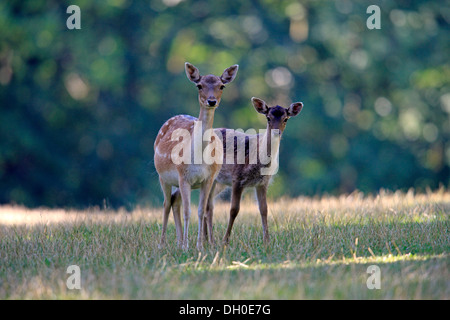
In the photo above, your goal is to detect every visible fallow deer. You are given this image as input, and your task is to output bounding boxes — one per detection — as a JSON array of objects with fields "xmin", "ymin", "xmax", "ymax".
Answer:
[
  {"xmin": 215, "ymin": 97, "xmax": 303, "ymax": 244},
  {"xmin": 154, "ymin": 62, "xmax": 238, "ymax": 250}
]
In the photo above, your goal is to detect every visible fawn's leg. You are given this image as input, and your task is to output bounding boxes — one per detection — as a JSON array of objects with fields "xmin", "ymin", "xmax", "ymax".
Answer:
[
  {"xmin": 256, "ymin": 185, "xmax": 269, "ymax": 244},
  {"xmin": 223, "ymin": 183, "xmax": 244, "ymax": 245}
]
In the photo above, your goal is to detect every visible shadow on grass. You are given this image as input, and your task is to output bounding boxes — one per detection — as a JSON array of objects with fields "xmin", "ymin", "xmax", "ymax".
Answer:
[
  {"xmin": 156, "ymin": 217, "xmax": 449, "ymax": 265},
  {"xmin": 160, "ymin": 253, "xmax": 449, "ymax": 299}
]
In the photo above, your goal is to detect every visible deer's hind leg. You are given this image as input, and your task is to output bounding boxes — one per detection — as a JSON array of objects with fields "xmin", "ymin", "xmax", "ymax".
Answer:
[
  {"xmin": 159, "ymin": 177, "xmax": 172, "ymax": 248},
  {"xmin": 171, "ymin": 188, "xmax": 183, "ymax": 248}
]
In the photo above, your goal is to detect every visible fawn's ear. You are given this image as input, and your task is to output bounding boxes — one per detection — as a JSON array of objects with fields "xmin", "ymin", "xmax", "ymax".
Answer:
[
  {"xmin": 220, "ymin": 64, "xmax": 239, "ymax": 84},
  {"xmin": 252, "ymin": 97, "xmax": 269, "ymax": 115},
  {"xmin": 287, "ymin": 102, "xmax": 303, "ymax": 117},
  {"xmin": 185, "ymin": 62, "xmax": 201, "ymax": 83}
]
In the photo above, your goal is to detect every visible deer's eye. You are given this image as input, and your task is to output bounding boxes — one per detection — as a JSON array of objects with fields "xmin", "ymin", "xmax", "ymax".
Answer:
[
  {"xmin": 220, "ymin": 85, "xmax": 225, "ymax": 90},
  {"xmin": 196, "ymin": 84, "xmax": 203, "ymax": 90},
  {"xmin": 284, "ymin": 118, "xmax": 288, "ymax": 123}
]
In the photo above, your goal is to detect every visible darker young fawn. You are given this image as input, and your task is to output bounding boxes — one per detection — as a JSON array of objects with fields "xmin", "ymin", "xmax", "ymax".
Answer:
[
  {"xmin": 154, "ymin": 62, "xmax": 238, "ymax": 250},
  {"xmin": 212, "ymin": 97, "xmax": 303, "ymax": 245}
]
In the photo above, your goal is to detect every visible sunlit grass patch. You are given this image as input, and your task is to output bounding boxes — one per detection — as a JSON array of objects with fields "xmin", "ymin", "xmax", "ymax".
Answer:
[{"xmin": 0, "ymin": 189, "xmax": 448, "ymax": 299}]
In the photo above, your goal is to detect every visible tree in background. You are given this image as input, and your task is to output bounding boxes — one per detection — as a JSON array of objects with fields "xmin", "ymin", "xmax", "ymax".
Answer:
[{"xmin": 0, "ymin": 0, "xmax": 448, "ymax": 208}]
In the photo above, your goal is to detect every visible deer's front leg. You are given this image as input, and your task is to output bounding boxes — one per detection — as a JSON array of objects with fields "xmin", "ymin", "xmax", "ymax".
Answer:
[
  {"xmin": 197, "ymin": 176, "xmax": 215, "ymax": 250},
  {"xmin": 203, "ymin": 181, "xmax": 216, "ymax": 245},
  {"xmin": 178, "ymin": 178, "xmax": 192, "ymax": 251},
  {"xmin": 256, "ymin": 185, "xmax": 269, "ymax": 244}
]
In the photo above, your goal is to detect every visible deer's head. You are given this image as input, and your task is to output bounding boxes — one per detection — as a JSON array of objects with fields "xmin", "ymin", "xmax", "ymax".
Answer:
[
  {"xmin": 252, "ymin": 97, "xmax": 303, "ymax": 134},
  {"xmin": 185, "ymin": 62, "xmax": 239, "ymax": 109}
]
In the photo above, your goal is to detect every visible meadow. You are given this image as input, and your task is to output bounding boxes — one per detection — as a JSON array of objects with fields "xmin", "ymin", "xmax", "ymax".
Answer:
[{"xmin": 0, "ymin": 189, "xmax": 448, "ymax": 300}]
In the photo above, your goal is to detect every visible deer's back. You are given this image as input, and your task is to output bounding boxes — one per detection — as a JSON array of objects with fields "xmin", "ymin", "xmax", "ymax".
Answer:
[{"xmin": 214, "ymin": 128, "xmax": 271, "ymax": 188}]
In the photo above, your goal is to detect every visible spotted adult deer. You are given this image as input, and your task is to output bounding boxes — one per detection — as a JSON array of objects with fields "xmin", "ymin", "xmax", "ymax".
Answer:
[
  {"xmin": 154, "ymin": 62, "xmax": 238, "ymax": 250},
  {"xmin": 171, "ymin": 97, "xmax": 303, "ymax": 245}
]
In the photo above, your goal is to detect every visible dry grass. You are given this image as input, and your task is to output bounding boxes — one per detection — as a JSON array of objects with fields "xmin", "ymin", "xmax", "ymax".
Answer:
[{"xmin": 0, "ymin": 189, "xmax": 448, "ymax": 299}]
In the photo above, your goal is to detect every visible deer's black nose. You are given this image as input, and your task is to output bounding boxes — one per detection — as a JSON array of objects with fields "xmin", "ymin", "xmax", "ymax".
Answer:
[{"xmin": 207, "ymin": 99, "xmax": 217, "ymax": 107}]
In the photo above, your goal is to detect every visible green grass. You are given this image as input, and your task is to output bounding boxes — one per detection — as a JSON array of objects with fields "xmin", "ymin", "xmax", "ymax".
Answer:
[{"xmin": 0, "ymin": 190, "xmax": 448, "ymax": 299}]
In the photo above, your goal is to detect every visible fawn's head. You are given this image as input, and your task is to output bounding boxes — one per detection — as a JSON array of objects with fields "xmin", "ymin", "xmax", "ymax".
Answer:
[
  {"xmin": 252, "ymin": 97, "xmax": 303, "ymax": 134},
  {"xmin": 185, "ymin": 62, "xmax": 239, "ymax": 109}
]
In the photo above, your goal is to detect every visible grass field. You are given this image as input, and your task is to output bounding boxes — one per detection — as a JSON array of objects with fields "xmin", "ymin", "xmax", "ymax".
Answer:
[{"xmin": 0, "ymin": 189, "xmax": 448, "ymax": 299}]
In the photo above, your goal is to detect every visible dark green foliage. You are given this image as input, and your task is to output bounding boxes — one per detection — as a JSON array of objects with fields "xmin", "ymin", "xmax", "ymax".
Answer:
[{"xmin": 0, "ymin": 0, "xmax": 448, "ymax": 208}]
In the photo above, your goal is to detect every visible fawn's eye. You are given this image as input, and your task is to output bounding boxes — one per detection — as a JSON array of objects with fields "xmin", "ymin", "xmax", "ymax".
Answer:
[
  {"xmin": 220, "ymin": 85, "xmax": 225, "ymax": 90},
  {"xmin": 196, "ymin": 84, "xmax": 203, "ymax": 90},
  {"xmin": 284, "ymin": 118, "xmax": 289, "ymax": 123}
]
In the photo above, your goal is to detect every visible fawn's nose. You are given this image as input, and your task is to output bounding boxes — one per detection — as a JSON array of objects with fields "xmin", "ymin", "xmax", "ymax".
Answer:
[{"xmin": 207, "ymin": 99, "xmax": 217, "ymax": 107}]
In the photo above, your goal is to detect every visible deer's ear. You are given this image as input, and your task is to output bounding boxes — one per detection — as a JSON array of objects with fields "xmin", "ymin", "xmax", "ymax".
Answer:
[
  {"xmin": 220, "ymin": 64, "xmax": 239, "ymax": 84},
  {"xmin": 287, "ymin": 102, "xmax": 303, "ymax": 117},
  {"xmin": 252, "ymin": 97, "xmax": 269, "ymax": 115},
  {"xmin": 185, "ymin": 62, "xmax": 201, "ymax": 83}
]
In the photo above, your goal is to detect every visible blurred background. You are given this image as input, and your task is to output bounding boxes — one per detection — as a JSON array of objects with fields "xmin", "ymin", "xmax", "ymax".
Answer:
[{"xmin": 0, "ymin": 0, "xmax": 449, "ymax": 209}]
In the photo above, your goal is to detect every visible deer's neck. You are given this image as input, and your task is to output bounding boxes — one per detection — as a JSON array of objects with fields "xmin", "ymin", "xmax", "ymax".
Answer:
[
  {"xmin": 198, "ymin": 106, "xmax": 215, "ymax": 135},
  {"xmin": 254, "ymin": 125, "xmax": 282, "ymax": 177},
  {"xmin": 192, "ymin": 106, "xmax": 216, "ymax": 158},
  {"xmin": 262, "ymin": 125, "xmax": 282, "ymax": 162}
]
